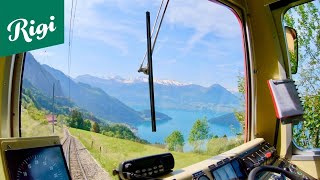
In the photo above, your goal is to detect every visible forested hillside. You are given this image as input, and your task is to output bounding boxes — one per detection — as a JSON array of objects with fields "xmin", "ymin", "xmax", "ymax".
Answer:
[{"xmin": 21, "ymin": 78, "xmax": 147, "ymax": 143}]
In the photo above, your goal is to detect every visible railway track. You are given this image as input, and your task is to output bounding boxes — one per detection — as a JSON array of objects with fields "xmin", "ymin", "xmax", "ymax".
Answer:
[{"xmin": 62, "ymin": 130, "xmax": 88, "ymax": 180}]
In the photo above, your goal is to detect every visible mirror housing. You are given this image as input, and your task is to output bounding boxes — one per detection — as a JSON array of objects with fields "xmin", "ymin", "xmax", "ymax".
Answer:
[{"xmin": 285, "ymin": 26, "xmax": 298, "ymax": 74}]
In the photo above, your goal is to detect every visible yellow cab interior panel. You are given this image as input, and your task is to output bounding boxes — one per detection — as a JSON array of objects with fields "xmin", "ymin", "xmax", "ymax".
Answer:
[{"xmin": 0, "ymin": 0, "xmax": 319, "ymax": 180}]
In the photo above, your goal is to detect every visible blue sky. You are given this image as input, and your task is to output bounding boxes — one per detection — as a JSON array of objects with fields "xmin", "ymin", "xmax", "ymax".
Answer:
[{"xmin": 32, "ymin": 0, "xmax": 244, "ymax": 90}]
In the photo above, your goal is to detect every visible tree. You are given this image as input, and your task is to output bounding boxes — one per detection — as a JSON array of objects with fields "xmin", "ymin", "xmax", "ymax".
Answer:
[
  {"xmin": 70, "ymin": 109, "xmax": 84, "ymax": 129},
  {"xmin": 234, "ymin": 75, "xmax": 245, "ymax": 132},
  {"xmin": 165, "ymin": 131, "xmax": 184, "ymax": 152},
  {"xmin": 294, "ymin": 93, "xmax": 320, "ymax": 148},
  {"xmin": 92, "ymin": 122, "xmax": 100, "ymax": 133},
  {"xmin": 83, "ymin": 119, "xmax": 92, "ymax": 131},
  {"xmin": 188, "ymin": 117, "xmax": 210, "ymax": 153},
  {"xmin": 284, "ymin": 1, "xmax": 320, "ymax": 148},
  {"xmin": 99, "ymin": 124, "xmax": 148, "ymax": 143}
]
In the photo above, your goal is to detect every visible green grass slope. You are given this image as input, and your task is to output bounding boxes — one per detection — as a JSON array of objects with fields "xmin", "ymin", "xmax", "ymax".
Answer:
[
  {"xmin": 70, "ymin": 128, "xmax": 211, "ymax": 178},
  {"xmin": 21, "ymin": 107, "xmax": 64, "ymax": 139}
]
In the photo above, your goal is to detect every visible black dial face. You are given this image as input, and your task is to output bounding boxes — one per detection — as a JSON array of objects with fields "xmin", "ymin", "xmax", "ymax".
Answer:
[
  {"xmin": 5, "ymin": 145, "xmax": 70, "ymax": 180},
  {"xmin": 16, "ymin": 154, "xmax": 64, "ymax": 180}
]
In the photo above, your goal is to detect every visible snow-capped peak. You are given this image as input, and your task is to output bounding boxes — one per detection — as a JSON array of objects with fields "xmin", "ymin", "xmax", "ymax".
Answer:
[
  {"xmin": 105, "ymin": 75, "xmax": 125, "ymax": 81},
  {"xmin": 123, "ymin": 76, "xmax": 149, "ymax": 83},
  {"xmin": 105, "ymin": 76, "xmax": 191, "ymax": 86},
  {"xmin": 154, "ymin": 79, "xmax": 191, "ymax": 86}
]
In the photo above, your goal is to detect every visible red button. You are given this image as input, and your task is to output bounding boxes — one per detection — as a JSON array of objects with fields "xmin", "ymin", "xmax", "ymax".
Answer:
[{"xmin": 265, "ymin": 152, "xmax": 272, "ymax": 158}]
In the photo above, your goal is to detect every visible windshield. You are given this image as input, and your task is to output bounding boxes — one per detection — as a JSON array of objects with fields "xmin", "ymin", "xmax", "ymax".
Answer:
[{"xmin": 20, "ymin": 0, "xmax": 246, "ymax": 177}]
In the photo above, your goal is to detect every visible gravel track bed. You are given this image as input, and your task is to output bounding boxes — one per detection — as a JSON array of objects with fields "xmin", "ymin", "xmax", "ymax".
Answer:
[
  {"xmin": 69, "ymin": 137, "xmax": 87, "ymax": 180},
  {"xmin": 62, "ymin": 129, "xmax": 111, "ymax": 180},
  {"xmin": 73, "ymin": 136, "xmax": 112, "ymax": 180}
]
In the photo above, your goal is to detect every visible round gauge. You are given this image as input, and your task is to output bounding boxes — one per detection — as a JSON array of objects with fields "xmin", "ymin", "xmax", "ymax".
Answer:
[{"xmin": 16, "ymin": 154, "xmax": 65, "ymax": 180}]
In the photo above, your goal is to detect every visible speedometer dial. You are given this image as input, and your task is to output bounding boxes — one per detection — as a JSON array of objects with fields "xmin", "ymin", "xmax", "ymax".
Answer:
[
  {"xmin": 5, "ymin": 145, "xmax": 70, "ymax": 180},
  {"xmin": 16, "ymin": 155, "xmax": 64, "ymax": 180}
]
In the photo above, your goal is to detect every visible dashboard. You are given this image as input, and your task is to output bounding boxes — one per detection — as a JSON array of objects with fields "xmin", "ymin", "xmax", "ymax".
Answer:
[
  {"xmin": 163, "ymin": 138, "xmax": 315, "ymax": 180},
  {"xmin": 189, "ymin": 140, "xmax": 278, "ymax": 180},
  {"xmin": 113, "ymin": 138, "xmax": 316, "ymax": 179},
  {"xmin": 0, "ymin": 137, "xmax": 316, "ymax": 180}
]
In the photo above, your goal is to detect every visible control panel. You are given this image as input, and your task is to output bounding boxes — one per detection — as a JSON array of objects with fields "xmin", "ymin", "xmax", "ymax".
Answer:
[
  {"xmin": 191, "ymin": 142, "xmax": 277, "ymax": 180},
  {"xmin": 239, "ymin": 142, "xmax": 278, "ymax": 175},
  {"xmin": 113, "ymin": 139, "xmax": 316, "ymax": 180},
  {"xmin": 113, "ymin": 153, "xmax": 174, "ymax": 180},
  {"xmin": 191, "ymin": 141, "xmax": 315, "ymax": 180}
]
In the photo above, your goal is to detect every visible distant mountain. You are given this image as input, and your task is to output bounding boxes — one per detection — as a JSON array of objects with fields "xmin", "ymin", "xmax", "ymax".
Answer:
[
  {"xmin": 22, "ymin": 79, "xmax": 74, "ymax": 114},
  {"xmin": 22, "ymin": 79, "xmax": 104, "ymax": 123},
  {"xmin": 23, "ymin": 53, "xmax": 144, "ymax": 124},
  {"xmin": 23, "ymin": 53, "xmax": 64, "ymax": 97},
  {"xmin": 208, "ymin": 113, "xmax": 240, "ymax": 127},
  {"xmin": 42, "ymin": 65, "xmax": 144, "ymax": 124},
  {"xmin": 204, "ymin": 84, "xmax": 238, "ymax": 104},
  {"xmin": 76, "ymin": 75, "xmax": 240, "ymax": 112}
]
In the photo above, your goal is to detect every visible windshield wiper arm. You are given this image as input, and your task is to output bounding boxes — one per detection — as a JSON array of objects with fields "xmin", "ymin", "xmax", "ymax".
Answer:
[{"xmin": 146, "ymin": 11, "xmax": 156, "ymax": 132}]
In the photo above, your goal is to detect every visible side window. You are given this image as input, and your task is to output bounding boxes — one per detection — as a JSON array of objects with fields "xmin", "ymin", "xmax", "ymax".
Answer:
[{"xmin": 284, "ymin": 1, "xmax": 320, "ymax": 149}]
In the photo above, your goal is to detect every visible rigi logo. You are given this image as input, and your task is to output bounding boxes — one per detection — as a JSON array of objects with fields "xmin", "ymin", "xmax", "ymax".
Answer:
[
  {"xmin": 0, "ymin": 0, "xmax": 63, "ymax": 56},
  {"xmin": 7, "ymin": 16, "xmax": 56, "ymax": 43}
]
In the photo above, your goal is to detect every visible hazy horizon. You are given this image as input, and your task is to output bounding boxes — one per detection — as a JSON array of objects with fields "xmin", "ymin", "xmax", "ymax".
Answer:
[{"xmin": 34, "ymin": 55, "xmax": 240, "ymax": 92}]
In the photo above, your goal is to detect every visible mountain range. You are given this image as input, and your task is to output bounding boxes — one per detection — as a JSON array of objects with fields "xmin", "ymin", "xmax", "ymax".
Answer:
[
  {"xmin": 23, "ymin": 52, "xmax": 241, "ymax": 125},
  {"xmin": 23, "ymin": 54, "xmax": 64, "ymax": 97},
  {"xmin": 23, "ymin": 53, "xmax": 143, "ymax": 124},
  {"xmin": 76, "ymin": 75, "xmax": 240, "ymax": 112}
]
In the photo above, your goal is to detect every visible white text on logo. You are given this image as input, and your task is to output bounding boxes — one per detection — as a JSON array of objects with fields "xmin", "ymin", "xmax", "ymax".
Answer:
[{"xmin": 7, "ymin": 16, "xmax": 56, "ymax": 43}]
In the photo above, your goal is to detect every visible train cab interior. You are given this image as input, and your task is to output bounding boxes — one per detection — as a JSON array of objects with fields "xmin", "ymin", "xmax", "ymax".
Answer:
[{"xmin": 0, "ymin": 0, "xmax": 319, "ymax": 179}]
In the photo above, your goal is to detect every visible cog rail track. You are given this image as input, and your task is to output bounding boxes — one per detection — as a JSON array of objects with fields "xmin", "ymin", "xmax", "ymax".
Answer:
[{"xmin": 62, "ymin": 130, "xmax": 88, "ymax": 180}]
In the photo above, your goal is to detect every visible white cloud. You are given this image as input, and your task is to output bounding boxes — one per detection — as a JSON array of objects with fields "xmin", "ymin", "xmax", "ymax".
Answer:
[
  {"xmin": 77, "ymin": 30, "xmax": 129, "ymax": 54},
  {"xmin": 62, "ymin": 0, "xmax": 242, "ymax": 57},
  {"xmin": 167, "ymin": 0, "xmax": 240, "ymax": 38},
  {"xmin": 166, "ymin": 0, "xmax": 241, "ymax": 51},
  {"xmin": 102, "ymin": 0, "xmax": 156, "ymax": 14},
  {"xmin": 64, "ymin": 0, "xmax": 148, "ymax": 54}
]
